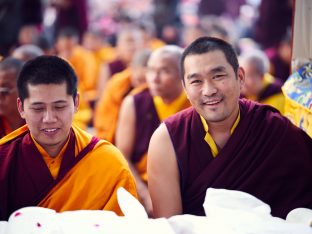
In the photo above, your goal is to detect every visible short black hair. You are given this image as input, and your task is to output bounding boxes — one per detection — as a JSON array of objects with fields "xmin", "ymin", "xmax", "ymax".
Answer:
[
  {"xmin": 17, "ymin": 55, "xmax": 78, "ymax": 103},
  {"xmin": 180, "ymin": 37, "xmax": 239, "ymax": 82}
]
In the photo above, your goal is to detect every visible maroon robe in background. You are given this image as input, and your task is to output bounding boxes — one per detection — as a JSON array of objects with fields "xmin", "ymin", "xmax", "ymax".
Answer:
[
  {"xmin": 108, "ymin": 59, "xmax": 127, "ymax": 77},
  {"xmin": 0, "ymin": 117, "xmax": 7, "ymax": 139},
  {"xmin": 258, "ymin": 78, "xmax": 283, "ymax": 101},
  {"xmin": 54, "ymin": 0, "xmax": 88, "ymax": 40},
  {"xmin": 164, "ymin": 99, "xmax": 312, "ymax": 218},
  {"xmin": 0, "ymin": 128, "xmax": 99, "ymax": 220},
  {"xmin": 269, "ymin": 53, "xmax": 291, "ymax": 83},
  {"xmin": 132, "ymin": 88, "xmax": 160, "ymax": 163}
]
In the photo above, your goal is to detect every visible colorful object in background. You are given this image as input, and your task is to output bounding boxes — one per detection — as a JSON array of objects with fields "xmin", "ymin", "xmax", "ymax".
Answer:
[{"xmin": 282, "ymin": 63, "xmax": 312, "ymax": 138}]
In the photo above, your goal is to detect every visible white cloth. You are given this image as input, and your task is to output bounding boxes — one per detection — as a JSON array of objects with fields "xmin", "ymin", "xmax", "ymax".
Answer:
[{"xmin": 3, "ymin": 188, "xmax": 312, "ymax": 234}]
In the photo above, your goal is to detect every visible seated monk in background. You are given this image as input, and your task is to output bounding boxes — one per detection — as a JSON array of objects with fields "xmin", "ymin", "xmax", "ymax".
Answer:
[
  {"xmin": 0, "ymin": 56, "xmax": 137, "ymax": 221},
  {"xmin": 148, "ymin": 37, "xmax": 312, "ymax": 219},
  {"xmin": 55, "ymin": 28, "xmax": 98, "ymax": 103},
  {"xmin": 96, "ymin": 28, "xmax": 143, "ymax": 95},
  {"xmin": 94, "ymin": 49, "xmax": 151, "ymax": 142},
  {"xmin": 239, "ymin": 49, "xmax": 285, "ymax": 113},
  {"xmin": 0, "ymin": 57, "xmax": 25, "ymax": 138},
  {"xmin": 115, "ymin": 46, "xmax": 191, "ymax": 216}
]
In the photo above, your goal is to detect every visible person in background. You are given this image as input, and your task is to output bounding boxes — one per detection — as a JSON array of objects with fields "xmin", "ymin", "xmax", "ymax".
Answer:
[
  {"xmin": 55, "ymin": 28, "xmax": 96, "ymax": 129},
  {"xmin": 51, "ymin": 0, "xmax": 88, "ymax": 41},
  {"xmin": 181, "ymin": 25, "xmax": 206, "ymax": 48},
  {"xmin": 0, "ymin": 57, "xmax": 25, "ymax": 138},
  {"xmin": 115, "ymin": 45, "xmax": 190, "ymax": 216},
  {"xmin": 0, "ymin": 0, "xmax": 42, "ymax": 56},
  {"xmin": 82, "ymin": 30, "xmax": 116, "ymax": 67},
  {"xmin": 17, "ymin": 24, "xmax": 40, "ymax": 46},
  {"xmin": 97, "ymin": 28, "xmax": 143, "ymax": 94},
  {"xmin": 33, "ymin": 35, "xmax": 55, "ymax": 55},
  {"xmin": 137, "ymin": 22, "xmax": 165, "ymax": 51},
  {"xmin": 240, "ymin": 49, "xmax": 285, "ymax": 113},
  {"xmin": 11, "ymin": 44, "xmax": 44, "ymax": 62},
  {"xmin": 0, "ymin": 55, "xmax": 137, "ymax": 220},
  {"xmin": 82, "ymin": 30, "xmax": 116, "ymax": 102},
  {"xmin": 55, "ymin": 27, "xmax": 98, "ymax": 98},
  {"xmin": 94, "ymin": 49, "xmax": 151, "ymax": 142},
  {"xmin": 266, "ymin": 31, "xmax": 292, "ymax": 83},
  {"xmin": 148, "ymin": 37, "xmax": 312, "ymax": 219}
]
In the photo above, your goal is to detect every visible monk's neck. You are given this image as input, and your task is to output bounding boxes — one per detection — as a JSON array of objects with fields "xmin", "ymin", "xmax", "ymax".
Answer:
[
  {"xmin": 43, "ymin": 139, "xmax": 68, "ymax": 158},
  {"xmin": 207, "ymin": 109, "xmax": 240, "ymax": 149},
  {"xmin": 161, "ymin": 89, "xmax": 183, "ymax": 104},
  {"xmin": 208, "ymin": 121, "xmax": 232, "ymax": 139}
]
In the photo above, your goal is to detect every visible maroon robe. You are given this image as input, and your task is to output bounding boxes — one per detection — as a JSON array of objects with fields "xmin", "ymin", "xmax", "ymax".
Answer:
[
  {"xmin": 0, "ymin": 128, "xmax": 99, "ymax": 220},
  {"xmin": 108, "ymin": 59, "xmax": 127, "ymax": 77},
  {"xmin": 164, "ymin": 99, "xmax": 312, "ymax": 218},
  {"xmin": 132, "ymin": 88, "xmax": 160, "ymax": 163},
  {"xmin": 0, "ymin": 117, "xmax": 7, "ymax": 139},
  {"xmin": 258, "ymin": 78, "xmax": 283, "ymax": 101}
]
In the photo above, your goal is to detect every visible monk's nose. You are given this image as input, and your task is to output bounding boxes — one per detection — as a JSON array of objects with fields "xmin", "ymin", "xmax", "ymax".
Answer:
[{"xmin": 42, "ymin": 109, "xmax": 57, "ymax": 123}]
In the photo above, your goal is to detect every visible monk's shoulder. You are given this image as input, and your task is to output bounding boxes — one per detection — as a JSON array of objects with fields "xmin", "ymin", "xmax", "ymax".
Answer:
[
  {"xmin": 0, "ymin": 125, "xmax": 28, "ymax": 146},
  {"xmin": 165, "ymin": 106, "xmax": 196, "ymax": 126},
  {"xmin": 90, "ymin": 140, "xmax": 130, "ymax": 170}
]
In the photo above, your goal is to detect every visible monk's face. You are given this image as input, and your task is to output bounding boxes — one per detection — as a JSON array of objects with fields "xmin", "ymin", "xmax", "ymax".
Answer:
[
  {"xmin": 146, "ymin": 53, "xmax": 182, "ymax": 102},
  {"xmin": 183, "ymin": 50, "xmax": 244, "ymax": 124},
  {"xmin": 240, "ymin": 60, "xmax": 263, "ymax": 97},
  {"xmin": 17, "ymin": 83, "xmax": 79, "ymax": 154},
  {"xmin": 0, "ymin": 69, "xmax": 19, "ymax": 117}
]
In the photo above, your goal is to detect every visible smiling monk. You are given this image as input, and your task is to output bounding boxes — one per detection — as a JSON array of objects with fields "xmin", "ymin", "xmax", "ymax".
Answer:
[
  {"xmin": 148, "ymin": 37, "xmax": 312, "ymax": 219},
  {"xmin": 0, "ymin": 55, "xmax": 137, "ymax": 221}
]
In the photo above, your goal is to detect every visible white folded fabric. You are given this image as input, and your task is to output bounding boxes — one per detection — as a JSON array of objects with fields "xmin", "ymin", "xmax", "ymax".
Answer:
[{"xmin": 3, "ymin": 188, "xmax": 312, "ymax": 234}]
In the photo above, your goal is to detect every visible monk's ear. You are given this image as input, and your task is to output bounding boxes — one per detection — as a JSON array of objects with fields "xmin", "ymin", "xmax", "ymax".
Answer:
[
  {"xmin": 17, "ymin": 98, "xmax": 25, "ymax": 119},
  {"xmin": 237, "ymin": 67, "xmax": 245, "ymax": 89},
  {"xmin": 181, "ymin": 78, "xmax": 186, "ymax": 88},
  {"xmin": 74, "ymin": 93, "xmax": 80, "ymax": 113},
  {"xmin": 181, "ymin": 79, "xmax": 190, "ymax": 100}
]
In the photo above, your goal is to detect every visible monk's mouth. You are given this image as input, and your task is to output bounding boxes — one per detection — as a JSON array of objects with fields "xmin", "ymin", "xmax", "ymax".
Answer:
[{"xmin": 202, "ymin": 99, "xmax": 222, "ymax": 106}]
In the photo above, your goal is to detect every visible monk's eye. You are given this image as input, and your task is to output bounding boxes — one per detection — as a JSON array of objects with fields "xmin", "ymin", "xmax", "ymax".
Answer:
[
  {"xmin": 190, "ymin": 80, "xmax": 202, "ymax": 85},
  {"xmin": 55, "ymin": 106, "xmax": 66, "ymax": 110},
  {"xmin": 213, "ymin": 74, "xmax": 226, "ymax": 80},
  {"xmin": 31, "ymin": 107, "xmax": 44, "ymax": 112}
]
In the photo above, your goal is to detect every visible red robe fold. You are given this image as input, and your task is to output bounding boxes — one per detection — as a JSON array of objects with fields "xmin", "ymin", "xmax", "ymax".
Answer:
[
  {"xmin": 0, "ymin": 128, "xmax": 97, "ymax": 220},
  {"xmin": 0, "ymin": 125, "xmax": 137, "ymax": 220},
  {"xmin": 164, "ymin": 99, "xmax": 312, "ymax": 218}
]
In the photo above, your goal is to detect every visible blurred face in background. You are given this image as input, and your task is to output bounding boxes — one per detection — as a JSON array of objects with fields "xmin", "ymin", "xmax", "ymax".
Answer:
[
  {"xmin": 131, "ymin": 65, "xmax": 147, "ymax": 88},
  {"xmin": 117, "ymin": 30, "xmax": 143, "ymax": 65},
  {"xmin": 55, "ymin": 36, "xmax": 78, "ymax": 58},
  {"xmin": 18, "ymin": 25, "xmax": 39, "ymax": 45},
  {"xmin": 82, "ymin": 32, "xmax": 103, "ymax": 51},
  {"xmin": 240, "ymin": 61, "xmax": 263, "ymax": 97},
  {"xmin": 0, "ymin": 69, "xmax": 19, "ymax": 117},
  {"xmin": 146, "ymin": 52, "xmax": 182, "ymax": 103}
]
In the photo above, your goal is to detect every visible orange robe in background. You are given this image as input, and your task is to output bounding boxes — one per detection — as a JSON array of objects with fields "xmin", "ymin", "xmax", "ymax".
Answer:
[
  {"xmin": 73, "ymin": 90, "xmax": 92, "ymax": 130},
  {"xmin": 0, "ymin": 125, "xmax": 137, "ymax": 220},
  {"xmin": 66, "ymin": 46, "xmax": 99, "ymax": 101},
  {"xmin": 149, "ymin": 38, "xmax": 166, "ymax": 51},
  {"xmin": 94, "ymin": 46, "xmax": 116, "ymax": 65},
  {"xmin": 94, "ymin": 69, "xmax": 133, "ymax": 142}
]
